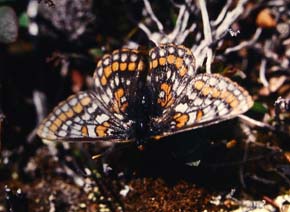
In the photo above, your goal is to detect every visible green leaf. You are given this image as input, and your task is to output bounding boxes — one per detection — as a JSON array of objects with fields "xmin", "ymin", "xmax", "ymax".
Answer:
[
  {"xmin": 251, "ymin": 101, "xmax": 268, "ymax": 114},
  {"xmin": 19, "ymin": 13, "xmax": 29, "ymax": 28},
  {"xmin": 89, "ymin": 48, "xmax": 104, "ymax": 57}
]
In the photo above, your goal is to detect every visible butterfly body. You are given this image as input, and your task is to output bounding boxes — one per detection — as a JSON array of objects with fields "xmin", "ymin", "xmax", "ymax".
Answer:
[{"xmin": 37, "ymin": 44, "xmax": 253, "ymax": 145}]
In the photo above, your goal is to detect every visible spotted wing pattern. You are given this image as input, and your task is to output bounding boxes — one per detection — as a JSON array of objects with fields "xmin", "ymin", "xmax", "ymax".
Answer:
[
  {"xmin": 37, "ymin": 43, "xmax": 254, "ymax": 143},
  {"xmin": 37, "ymin": 91, "xmax": 133, "ymax": 142},
  {"xmin": 93, "ymin": 48, "xmax": 146, "ymax": 119},
  {"xmin": 37, "ymin": 49, "xmax": 147, "ymax": 142},
  {"xmin": 150, "ymin": 73, "xmax": 253, "ymax": 138},
  {"xmin": 147, "ymin": 43, "xmax": 196, "ymax": 117}
]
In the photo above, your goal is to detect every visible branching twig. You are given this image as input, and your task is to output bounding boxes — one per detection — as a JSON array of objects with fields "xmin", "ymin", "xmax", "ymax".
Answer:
[
  {"xmin": 143, "ymin": 0, "xmax": 164, "ymax": 32},
  {"xmin": 239, "ymin": 114, "xmax": 290, "ymax": 137},
  {"xmin": 224, "ymin": 28, "xmax": 262, "ymax": 54},
  {"xmin": 197, "ymin": 0, "xmax": 213, "ymax": 73}
]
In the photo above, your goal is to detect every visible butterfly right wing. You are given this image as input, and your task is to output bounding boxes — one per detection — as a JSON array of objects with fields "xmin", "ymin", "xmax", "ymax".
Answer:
[{"xmin": 146, "ymin": 44, "xmax": 253, "ymax": 139}]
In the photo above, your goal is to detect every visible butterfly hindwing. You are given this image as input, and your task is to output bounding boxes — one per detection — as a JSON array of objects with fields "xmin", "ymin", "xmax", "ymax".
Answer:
[
  {"xmin": 37, "ymin": 91, "xmax": 134, "ymax": 142},
  {"xmin": 150, "ymin": 73, "xmax": 253, "ymax": 138}
]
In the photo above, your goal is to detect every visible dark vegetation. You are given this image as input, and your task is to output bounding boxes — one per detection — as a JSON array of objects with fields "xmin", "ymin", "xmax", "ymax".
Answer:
[{"xmin": 0, "ymin": 0, "xmax": 289, "ymax": 211}]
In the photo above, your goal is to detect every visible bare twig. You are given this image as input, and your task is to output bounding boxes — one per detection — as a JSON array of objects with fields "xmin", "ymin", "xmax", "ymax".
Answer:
[
  {"xmin": 239, "ymin": 114, "xmax": 290, "ymax": 137},
  {"xmin": 240, "ymin": 140, "xmax": 249, "ymax": 188},
  {"xmin": 139, "ymin": 0, "xmax": 197, "ymax": 45},
  {"xmin": 211, "ymin": 0, "xmax": 231, "ymax": 27},
  {"xmin": 198, "ymin": 0, "xmax": 213, "ymax": 73},
  {"xmin": 33, "ymin": 90, "xmax": 47, "ymax": 125},
  {"xmin": 259, "ymin": 59, "xmax": 269, "ymax": 87},
  {"xmin": 214, "ymin": 0, "xmax": 249, "ymax": 39},
  {"xmin": 225, "ymin": 28, "xmax": 262, "ymax": 54},
  {"xmin": 238, "ymin": 115, "xmax": 276, "ymax": 131},
  {"xmin": 143, "ymin": 0, "xmax": 164, "ymax": 32}
]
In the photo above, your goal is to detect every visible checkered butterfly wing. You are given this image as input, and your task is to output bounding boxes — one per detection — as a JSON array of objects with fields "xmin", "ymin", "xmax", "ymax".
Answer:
[
  {"xmin": 147, "ymin": 44, "xmax": 253, "ymax": 138},
  {"xmin": 37, "ymin": 49, "xmax": 147, "ymax": 142}
]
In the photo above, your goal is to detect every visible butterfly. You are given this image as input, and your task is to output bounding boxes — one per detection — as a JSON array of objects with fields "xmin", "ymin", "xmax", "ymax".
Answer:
[{"xmin": 37, "ymin": 44, "xmax": 253, "ymax": 146}]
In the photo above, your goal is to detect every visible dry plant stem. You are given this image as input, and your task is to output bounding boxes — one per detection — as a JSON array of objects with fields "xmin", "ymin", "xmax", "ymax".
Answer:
[
  {"xmin": 211, "ymin": 0, "xmax": 231, "ymax": 27},
  {"xmin": 197, "ymin": 0, "xmax": 213, "ymax": 73},
  {"xmin": 239, "ymin": 140, "xmax": 249, "ymax": 188},
  {"xmin": 214, "ymin": 0, "xmax": 249, "ymax": 39},
  {"xmin": 171, "ymin": 5, "xmax": 186, "ymax": 39},
  {"xmin": 139, "ymin": 1, "xmax": 197, "ymax": 45},
  {"xmin": 26, "ymin": 90, "xmax": 47, "ymax": 143},
  {"xmin": 238, "ymin": 115, "xmax": 276, "ymax": 131},
  {"xmin": 143, "ymin": 0, "xmax": 164, "ymax": 32},
  {"xmin": 224, "ymin": 28, "xmax": 262, "ymax": 55},
  {"xmin": 259, "ymin": 59, "xmax": 269, "ymax": 87},
  {"xmin": 33, "ymin": 90, "xmax": 47, "ymax": 125},
  {"xmin": 193, "ymin": 0, "xmax": 250, "ymax": 69},
  {"xmin": 139, "ymin": 0, "xmax": 251, "ymax": 71}
]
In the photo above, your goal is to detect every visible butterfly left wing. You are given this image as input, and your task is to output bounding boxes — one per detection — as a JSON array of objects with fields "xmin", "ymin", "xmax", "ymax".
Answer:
[
  {"xmin": 37, "ymin": 91, "xmax": 135, "ymax": 143},
  {"xmin": 38, "ymin": 48, "xmax": 148, "ymax": 143}
]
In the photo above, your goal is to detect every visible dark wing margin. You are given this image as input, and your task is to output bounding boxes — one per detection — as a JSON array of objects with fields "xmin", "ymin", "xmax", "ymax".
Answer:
[{"xmin": 37, "ymin": 91, "xmax": 134, "ymax": 143}]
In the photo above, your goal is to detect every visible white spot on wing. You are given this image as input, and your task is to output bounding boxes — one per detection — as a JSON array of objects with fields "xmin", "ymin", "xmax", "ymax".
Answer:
[
  {"xmin": 178, "ymin": 49, "xmax": 184, "ymax": 57},
  {"xmin": 95, "ymin": 78, "xmax": 100, "ymax": 87},
  {"xmin": 62, "ymin": 104, "xmax": 69, "ymax": 112},
  {"xmin": 168, "ymin": 47, "xmax": 175, "ymax": 54},
  {"xmin": 61, "ymin": 124, "xmax": 68, "ymax": 130},
  {"xmin": 121, "ymin": 53, "xmax": 127, "ymax": 62},
  {"xmin": 82, "ymin": 113, "xmax": 90, "ymax": 120},
  {"xmin": 159, "ymin": 49, "xmax": 166, "ymax": 56},
  {"xmin": 209, "ymin": 77, "xmax": 218, "ymax": 86},
  {"xmin": 218, "ymin": 80, "xmax": 227, "ymax": 90},
  {"xmin": 175, "ymin": 103, "xmax": 188, "ymax": 112},
  {"xmin": 113, "ymin": 54, "xmax": 119, "ymax": 61},
  {"xmin": 97, "ymin": 68, "xmax": 102, "ymax": 77},
  {"xmin": 130, "ymin": 54, "xmax": 138, "ymax": 62},
  {"xmin": 185, "ymin": 57, "xmax": 191, "ymax": 65},
  {"xmin": 87, "ymin": 125, "xmax": 96, "ymax": 137},
  {"xmin": 96, "ymin": 114, "xmax": 110, "ymax": 123},
  {"xmin": 69, "ymin": 98, "xmax": 77, "ymax": 106},
  {"xmin": 194, "ymin": 97, "xmax": 203, "ymax": 106},
  {"xmin": 103, "ymin": 58, "xmax": 110, "ymax": 66},
  {"xmin": 58, "ymin": 131, "xmax": 67, "ymax": 136},
  {"xmin": 166, "ymin": 70, "xmax": 171, "ymax": 79},
  {"xmin": 72, "ymin": 124, "xmax": 82, "ymax": 130}
]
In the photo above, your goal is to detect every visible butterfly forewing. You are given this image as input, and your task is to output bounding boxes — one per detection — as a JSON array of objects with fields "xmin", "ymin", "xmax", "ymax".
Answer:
[
  {"xmin": 150, "ymin": 73, "xmax": 253, "ymax": 138},
  {"xmin": 93, "ymin": 49, "xmax": 147, "ymax": 119},
  {"xmin": 147, "ymin": 44, "xmax": 196, "ymax": 118},
  {"xmin": 37, "ymin": 91, "xmax": 133, "ymax": 142}
]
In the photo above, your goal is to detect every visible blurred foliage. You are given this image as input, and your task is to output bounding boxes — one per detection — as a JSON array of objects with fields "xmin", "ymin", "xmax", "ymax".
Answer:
[{"xmin": 252, "ymin": 102, "xmax": 268, "ymax": 114}]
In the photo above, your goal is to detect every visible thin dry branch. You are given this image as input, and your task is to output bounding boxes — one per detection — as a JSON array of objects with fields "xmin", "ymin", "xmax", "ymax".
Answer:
[{"xmin": 224, "ymin": 28, "xmax": 262, "ymax": 54}]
